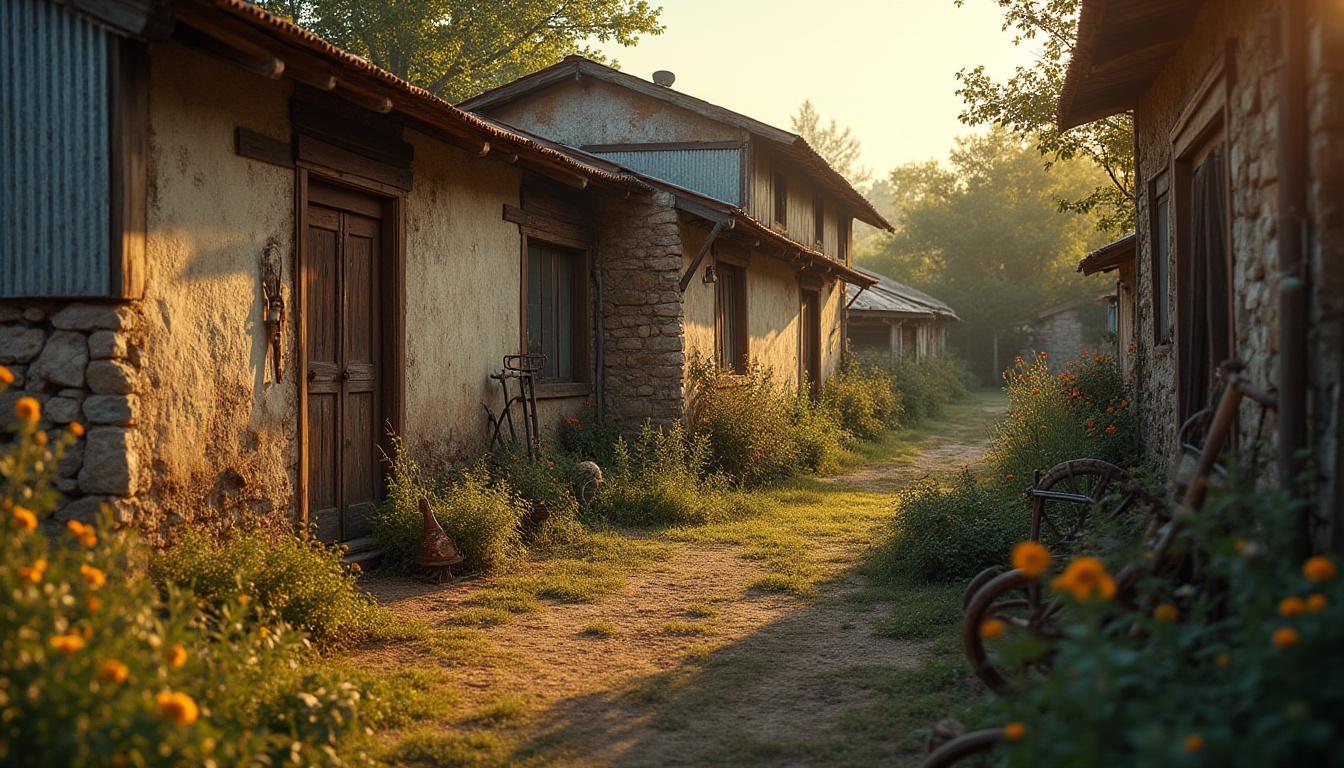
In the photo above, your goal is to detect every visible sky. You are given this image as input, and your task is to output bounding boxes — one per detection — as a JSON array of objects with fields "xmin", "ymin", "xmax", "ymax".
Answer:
[{"xmin": 593, "ymin": 0, "xmax": 1044, "ymax": 180}]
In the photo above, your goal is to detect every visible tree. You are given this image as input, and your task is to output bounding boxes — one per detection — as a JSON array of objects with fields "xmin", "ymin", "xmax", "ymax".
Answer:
[
  {"xmin": 256, "ymin": 0, "xmax": 664, "ymax": 102},
  {"xmin": 790, "ymin": 100, "xmax": 872, "ymax": 188},
  {"xmin": 955, "ymin": 0, "xmax": 1134, "ymax": 234},
  {"xmin": 861, "ymin": 129, "xmax": 1113, "ymax": 380}
]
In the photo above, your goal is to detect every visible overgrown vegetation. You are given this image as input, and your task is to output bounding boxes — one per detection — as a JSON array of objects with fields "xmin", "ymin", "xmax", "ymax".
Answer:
[
  {"xmin": 0, "ymin": 377, "xmax": 371, "ymax": 766},
  {"xmin": 976, "ymin": 473, "xmax": 1343, "ymax": 766},
  {"xmin": 879, "ymin": 350, "xmax": 1137, "ymax": 584}
]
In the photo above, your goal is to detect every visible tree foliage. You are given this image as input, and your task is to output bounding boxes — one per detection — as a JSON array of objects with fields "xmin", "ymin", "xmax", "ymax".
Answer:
[
  {"xmin": 955, "ymin": 0, "xmax": 1134, "ymax": 234},
  {"xmin": 257, "ymin": 0, "xmax": 664, "ymax": 102},
  {"xmin": 860, "ymin": 129, "xmax": 1113, "ymax": 380},
  {"xmin": 790, "ymin": 100, "xmax": 872, "ymax": 188}
]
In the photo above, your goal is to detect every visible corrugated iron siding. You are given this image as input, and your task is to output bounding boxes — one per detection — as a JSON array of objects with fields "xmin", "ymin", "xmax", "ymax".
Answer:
[
  {"xmin": 592, "ymin": 148, "xmax": 741, "ymax": 206},
  {"xmin": 2, "ymin": 0, "xmax": 111, "ymax": 297}
]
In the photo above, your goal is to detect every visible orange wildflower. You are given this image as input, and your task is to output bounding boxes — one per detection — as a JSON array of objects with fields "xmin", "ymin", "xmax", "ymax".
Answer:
[
  {"xmin": 98, "ymin": 659, "xmax": 130, "ymax": 684},
  {"xmin": 1004, "ymin": 722, "xmax": 1026, "ymax": 740},
  {"xmin": 18, "ymin": 557, "xmax": 46, "ymax": 584},
  {"xmin": 11, "ymin": 505, "xmax": 37, "ymax": 531},
  {"xmin": 0, "ymin": 365, "xmax": 13, "ymax": 385},
  {"xmin": 1305, "ymin": 593, "xmax": 1327, "ymax": 612},
  {"xmin": 1032, "ymin": 388, "xmax": 1040, "ymax": 395},
  {"xmin": 1051, "ymin": 557, "xmax": 1116, "ymax": 602},
  {"xmin": 1278, "ymin": 596, "xmax": 1306, "ymax": 617},
  {"xmin": 69, "ymin": 421, "xmax": 85, "ymax": 436},
  {"xmin": 167, "ymin": 643, "xmax": 188, "ymax": 669},
  {"xmin": 1272, "ymin": 627, "xmax": 1300, "ymax": 647},
  {"xmin": 50, "ymin": 634, "xmax": 86, "ymax": 656},
  {"xmin": 156, "ymin": 691, "xmax": 199, "ymax": 724},
  {"xmin": 1086, "ymin": 419, "xmax": 1095, "ymax": 428},
  {"xmin": 1153, "ymin": 604, "xmax": 1180, "ymax": 622},
  {"xmin": 1106, "ymin": 425, "xmax": 1118, "ymax": 435},
  {"xmin": 1005, "ymin": 473, "xmax": 1014, "ymax": 480},
  {"xmin": 34, "ymin": 431, "xmax": 48, "ymax": 446},
  {"xmin": 84, "ymin": 596, "xmax": 102, "ymax": 612},
  {"xmin": 979, "ymin": 619, "xmax": 1006, "ymax": 640},
  {"xmin": 67, "ymin": 519, "xmax": 87, "ymax": 536},
  {"xmin": 1217, "ymin": 652, "xmax": 1230, "ymax": 666},
  {"xmin": 1012, "ymin": 541, "xmax": 1051, "ymax": 579},
  {"xmin": 1303, "ymin": 556, "xmax": 1337, "ymax": 583},
  {"xmin": 237, "ymin": 594, "xmax": 251, "ymax": 605},
  {"xmin": 80, "ymin": 564, "xmax": 106, "ymax": 590},
  {"xmin": 14, "ymin": 397, "xmax": 40, "ymax": 423},
  {"xmin": 1184, "ymin": 734, "xmax": 1204, "ymax": 752}
]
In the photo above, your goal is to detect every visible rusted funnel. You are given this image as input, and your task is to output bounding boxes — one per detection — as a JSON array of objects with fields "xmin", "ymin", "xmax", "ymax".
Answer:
[{"xmin": 414, "ymin": 497, "xmax": 463, "ymax": 569}]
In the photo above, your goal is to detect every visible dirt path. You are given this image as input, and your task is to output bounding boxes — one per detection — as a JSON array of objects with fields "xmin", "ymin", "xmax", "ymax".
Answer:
[{"xmin": 357, "ymin": 393, "xmax": 1004, "ymax": 766}]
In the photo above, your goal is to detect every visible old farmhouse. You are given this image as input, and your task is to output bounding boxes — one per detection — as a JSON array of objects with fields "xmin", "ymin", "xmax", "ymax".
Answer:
[
  {"xmin": 845, "ymin": 266, "xmax": 959, "ymax": 362},
  {"xmin": 1060, "ymin": 0, "xmax": 1343, "ymax": 553},
  {"xmin": 0, "ymin": 0, "xmax": 882, "ymax": 545}
]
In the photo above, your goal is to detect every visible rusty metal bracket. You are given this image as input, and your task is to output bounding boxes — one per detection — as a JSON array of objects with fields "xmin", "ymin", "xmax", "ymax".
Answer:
[
  {"xmin": 261, "ymin": 238, "xmax": 286, "ymax": 381},
  {"xmin": 679, "ymin": 221, "xmax": 724, "ymax": 293}
]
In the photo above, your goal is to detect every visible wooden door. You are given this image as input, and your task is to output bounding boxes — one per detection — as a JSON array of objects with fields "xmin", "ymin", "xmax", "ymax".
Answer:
[
  {"xmin": 306, "ymin": 187, "xmax": 383, "ymax": 543},
  {"xmin": 801, "ymin": 289, "xmax": 821, "ymax": 394}
]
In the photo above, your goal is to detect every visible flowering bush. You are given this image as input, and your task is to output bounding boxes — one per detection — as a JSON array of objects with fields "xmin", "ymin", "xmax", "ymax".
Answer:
[
  {"xmin": 988, "ymin": 351, "xmax": 1138, "ymax": 483},
  {"xmin": 979, "ymin": 474, "xmax": 1344, "ymax": 766},
  {"xmin": 818, "ymin": 357, "xmax": 901, "ymax": 440},
  {"xmin": 686, "ymin": 358, "xmax": 804, "ymax": 487},
  {"xmin": 558, "ymin": 411, "xmax": 623, "ymax": 467},
  {"xmin": 0, "ymin": 373, "xmax": 363, "ymax": 766}
]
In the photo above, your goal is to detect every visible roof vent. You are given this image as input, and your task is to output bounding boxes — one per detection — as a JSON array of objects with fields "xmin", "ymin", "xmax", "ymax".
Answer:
[{"xmin": 652, "ymin": 70, "xmax": 676, "ymax": 88}]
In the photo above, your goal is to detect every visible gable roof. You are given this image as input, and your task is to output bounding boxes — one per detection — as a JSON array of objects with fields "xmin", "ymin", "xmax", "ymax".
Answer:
[
  {"xmin": 846, "ymin": 266, "xmax": 958, "ymax": 321},
  {"xmin": 459, "ymin": 56, "xmax": 892, "ymax": 232},
  {"xmin": 1057, "ymin": 0, "xmax": 1204, "ymax": 130},
  {"xmin": 156, "ymin": 0, "xmax": 651, "ymax": 195},
  {"xmin": 1078, "ymin": 233, "xmax": 1136, "ymax": 275}
]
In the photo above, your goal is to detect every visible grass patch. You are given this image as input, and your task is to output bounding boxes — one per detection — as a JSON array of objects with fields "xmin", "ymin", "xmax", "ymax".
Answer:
[
  {"xmin": 385, "ymin": 730, "xmax": 510, "ymax": 768},
  {"xmin": 683, "ymin": 602, "xmax": 719, "ymax": 617},
  {"xmin": 472, "ymin": 697, "xmax": 531, "ymax": 726},
  {"xmin": 466, "ymin": 588, "xmax": 543, "ymax": 614},
  {"xmin": 663, "ymin": 621, "xmax": 715, "ymax": 636},
  {"xmin": 453, "ymin": 607, "xmax": 514, "ymax": 627},
  {"xmin": 419, "ymin": 628, "xmax": 496, "ymax": 665},
  {"xmin": 341, "ymin": 666, "xmax": 459, "ymax": 730},
  {"xmin": 581, "ymin": 621, "xmax": 618, "ymax": 637}
]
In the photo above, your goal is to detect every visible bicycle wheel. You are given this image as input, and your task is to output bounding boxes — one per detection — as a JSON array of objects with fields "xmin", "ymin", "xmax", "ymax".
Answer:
[
  {"xmin": 1029, "ymin": 459, "xmax": 1138, "ymax": 553},
  {"xmin": 962, "ymin": 568, "xmax": 1062, "ymax": 695}
]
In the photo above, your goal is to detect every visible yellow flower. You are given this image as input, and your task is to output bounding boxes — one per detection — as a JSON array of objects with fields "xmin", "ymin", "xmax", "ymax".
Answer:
[
  {"xmin": 80, "ymin": 564, "xmax": 106, "ymax": 590},
  {"xmin": 1153, "ymin": 604, "xmax": 1180, "ymax": 622},
  {"xmin": 167, "ymin": 643, "xmax": 188, "ymax": 669},
  {"xmin": 14, "ymin": 396, "xmax": 40, "ymax": 423},
  {"xmin": 50, "ymin": 634, "xmax": 86, "ymax": 656},
  {"xmin": 1303, "ymin": 556, "xmax": 1337, "ymax": 583},
  {"xmin": 0, "ymin": 365, "xmax": 13, "ymax": 385},
  {"xmin": 18, "ymin": 557, "xmax": 46, "ymax": 584},
  {"xmin": 1273, "ymin": 626, "xmax": 1300, "ymax": 648},
  {"xmin": 979, "ymin": 619, "xmax": 1006, "ymax": 640},
  {"xmin": 98, "ymin": 659, "xmax": 130, "ymax": 684},
  {"xmin": 69, "ymin": 421, "xmax": 85, "ymax": 437},
  {"xmin": 1003, "ymin": 722, "xmax": 1026, "ymax": 740},
  {"xmin": 1278, "ymin": 596, "xmax": 1306, "ymax": 617},
  {"xmin": 156, "ymin": 690, "xmax": 199, "ymax": 724},
  {"xmin": 1305, "ymin": 593, "xmax": 1327, "ymax": 613},
  {"xmin": 1050, "ymin": 557, "xmax": 1116, "ymax": 602},
  {"xmin": 11, "ymin": 505, "xmax": 37, "ymax": 531},
  {"xmin": 1012, "ymin": 541, "xmax": 1051, "ymax": 579},
  {"xmin": 1184, "ymin": 734, "xmax": 1204, "ymax": 752}
]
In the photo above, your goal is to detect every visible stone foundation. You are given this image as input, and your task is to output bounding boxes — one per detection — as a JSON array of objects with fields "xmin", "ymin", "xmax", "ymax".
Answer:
[
  {"xmin": 0, "ymin": 301, "xmax": 144, "ymax": 527},
  {"xmin": 596, "ymin": 190, "xmax": 686, "ymax": 429}
]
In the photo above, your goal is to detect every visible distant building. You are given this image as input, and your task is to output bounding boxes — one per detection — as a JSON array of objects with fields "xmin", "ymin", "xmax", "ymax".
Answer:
[
  {"xmin": 844, "ymin": 266, "xmax": 958, "ymax": 361},
  {"xmin": 1028, "ymin": 293, "xmax": 1115, "ymax": 363}
]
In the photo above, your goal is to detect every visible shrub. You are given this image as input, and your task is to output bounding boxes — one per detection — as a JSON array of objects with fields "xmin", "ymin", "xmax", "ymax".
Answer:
[
  {"xmin": 0, "ymin": 376, "xmax": 364, "ymax": 766},
  {"xmin": 819, "ymin": 357, "xmax": 901, "ymax": 440},
  {"xmin": 373, "ymin": 440, "xmax": 526, "ymax": 575},
  {"xmin": 987, "ymin": 475, "xmax": 1344, "ymax": 766},
  {"xmin": 891, "ymin": 354, "xmax": 971, "ymax": 425},
  {"xmin": 870, "ymin": 470, "xmax": 1021, "ymax": 584},
  {"xmin": 987, "ymin": 351, "xmax": 1138, "ymax": 482},
  {"xmin": 587, "ymin": 421, "xmax": 755, "ymax": 527},
  {"xmin": 149, "ymin": 524, "xmax": 375, "ymax": 646},
  {"xmin": 787, "ymin": 391, "xmax": 848, "ymax": 475},
  {"xmin": 687, "ymin": 358, "xmax": 801, "ymax": 486},
  {"xmin": 558, "ymin": 411, "xmax": 623, "ymax": 467},
  {"xmin": 483, "ymin": 444, "xmax": 584, "ymax": 547}
]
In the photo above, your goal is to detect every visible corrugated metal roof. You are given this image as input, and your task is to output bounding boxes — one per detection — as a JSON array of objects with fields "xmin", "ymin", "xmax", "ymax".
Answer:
[{"xmin": 846, "ymin": 266, "xmax": 959, "ymax": 320}]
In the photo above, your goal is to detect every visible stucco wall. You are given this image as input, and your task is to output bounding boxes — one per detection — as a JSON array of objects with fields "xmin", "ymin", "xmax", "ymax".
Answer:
[
  {"xmin": 487, "ymin": 79, "xmax": 745, "ymax": 148},
  {"xmin": 137, "ymin": 42, "xmax": 298, "ymax": 531}
]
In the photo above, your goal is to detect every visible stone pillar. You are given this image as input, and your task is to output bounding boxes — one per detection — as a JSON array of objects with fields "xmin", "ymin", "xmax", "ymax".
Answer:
[
  {"xmin": 596, "ymin": 190, "xmax": 687, "ymax": 430},
  {"xmin": 0, "ymin": 301, "xmax": 143, "ymax": 526}
]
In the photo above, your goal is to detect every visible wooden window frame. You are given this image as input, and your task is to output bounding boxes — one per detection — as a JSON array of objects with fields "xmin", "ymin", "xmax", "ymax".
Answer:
[
  {"xmin": 1149, "ymin": 172, "xmax": 1172, "ymax": 346},
  {"xmin": 773, "ymin": 171, "xmax": 788, "ymax": 229},
  {"xmin": 294, "ymin": 169, "xmax": 406, "ymax": 533},
  {"xmin": 520, "ymin": 236, "xmax": 591, "ymax": 398},
  {"xmin": 715, "ymin": 260, "xmax": 749, "ymax": 374}
]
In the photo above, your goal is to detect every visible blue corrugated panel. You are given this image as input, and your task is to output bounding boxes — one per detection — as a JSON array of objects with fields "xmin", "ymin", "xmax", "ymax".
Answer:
[
  {"xmin": 592, "ymin": 148, "xmax": 741, "ymax": 206},
  {"xmin": 2, "ymin": 0, "xmax": 111, "ymax": 298}
]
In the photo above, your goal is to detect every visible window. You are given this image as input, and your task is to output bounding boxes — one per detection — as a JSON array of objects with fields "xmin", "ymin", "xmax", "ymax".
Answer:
[
  {"xmin": 1175, "ymin": 142, "xmax": 1232, "ymax": 420},
  {"xmin": 838, "ymin": 218, "xmax": 851, "ymax": 263},
  {"xmin": 715, "ymin": 262, "xmax": 747, "ymax": 373},
  {"xmin": 1151, "ymin": 188, "xmax": 1172, "ymax": 344},
  {"xmin": 1, "ymin": 0, "xmax": 146, "ymax": 299},
  {"xmin": 525, "ymin": 243, "xmax": 587, "ymax": 381},
  {"xmin": 813, "ymin": 193, "xmax": 825, "ymax": 247},
  {"xmin": 773, "ymin": 172, "xmax": 788, "ymax": 227}
]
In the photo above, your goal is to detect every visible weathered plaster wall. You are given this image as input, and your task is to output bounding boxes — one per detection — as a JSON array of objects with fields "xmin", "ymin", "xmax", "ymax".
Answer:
[
  {"xmin": 137, "ymin": 43, "xmax": 298, "ymax": 532},
  {"xmin": 680, "ymin": 223, "xmax": 718, "ymax": 372},
  {"xmin": 820, "ymin": 277, "xmax": 844, "ymax": 380},
  {"xmin": 597, "ymin": 190, "xmax": 686, "ymax": 429},
  {"xmin": 746, "ymin": 255, "xmax": 803, "ymax": 387},
  {"xmin": 400, "ymin": 132, "xmax": 535, "ymax": 470},
  {"xmin": 487, "ymin": 79, "xmax": 744, "ymax": 147}
]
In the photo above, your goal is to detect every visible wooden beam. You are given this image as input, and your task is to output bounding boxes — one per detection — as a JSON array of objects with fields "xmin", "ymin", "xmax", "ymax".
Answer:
[
  {"xmin": 335, "ymin": 80, "xmax": 394, "ymax": 114},
  {"xmin": 175, "ymin": 25, "xmax": 283, "ymax": 79},
  {"xmin": 679, "ymin": 221, "xmax": 723, "ymax": 293},
  {"xmin": 235, "ymin": 127, "xmax": 294, "ymax": 168}
]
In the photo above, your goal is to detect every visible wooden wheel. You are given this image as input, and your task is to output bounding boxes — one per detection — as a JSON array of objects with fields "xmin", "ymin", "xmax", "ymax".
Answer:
[
  {"xmin": 962, "ymin": 568, "xmax": 1062, "ymax": 695},
  {"xmin": 1029, "ymin": 459, "xmax": 1139, "ymax": 554},
  {"xmin": 918, "ymin": 729, "xmax": 1005, "ymax": 768},
  {"xmin": 961, "ymin": 565, "xmax": 1006, "ymax": 610}
]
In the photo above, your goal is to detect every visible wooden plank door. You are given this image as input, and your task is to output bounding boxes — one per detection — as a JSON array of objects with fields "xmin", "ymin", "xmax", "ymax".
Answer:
[
  {"xmin": 306, "ymin": 191, "xmax": 382, "ymax": 543},
  {"xmin": 801, "ymin": 289, "xmax": 821, "ymax": 394}
]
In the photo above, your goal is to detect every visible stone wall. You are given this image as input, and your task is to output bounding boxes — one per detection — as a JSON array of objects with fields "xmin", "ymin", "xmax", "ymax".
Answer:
[
  {"xmin": 596, "ymin": 190, "xmax": 686, "ymax": 429},
  {"xmin": 0, "ymin": 301, "xmax": 144, "ymax": 527}
]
